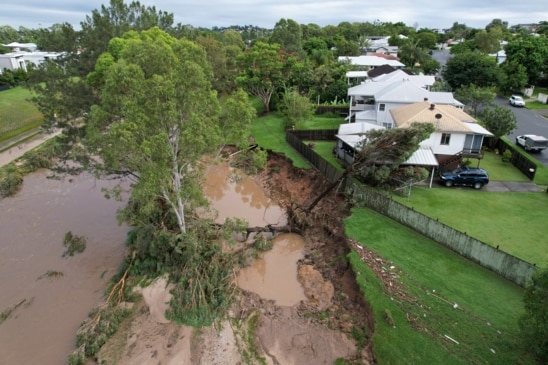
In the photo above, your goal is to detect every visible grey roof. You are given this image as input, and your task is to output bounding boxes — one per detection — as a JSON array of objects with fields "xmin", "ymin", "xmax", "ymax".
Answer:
[
  {"xmin": 373, "ymin": 70, "xmax": 435, "ymax": 87},
  {"xmin": 348, "ymin": 78, "xmax": 460, "ymax": 106},
  {"xmin": 402, "ymin": 147, "xmax": 439, "ymax": 166},
  {"xmin": 338, "ymin": 122, "xmax": 384, "ymax": 135},
  {"xmin": 336, "ymin": 134, "xmax": 366, "ymax": 148},
  {"xmin": 338, "ymin": 55, "xmax": 405, "ymax": 68}
]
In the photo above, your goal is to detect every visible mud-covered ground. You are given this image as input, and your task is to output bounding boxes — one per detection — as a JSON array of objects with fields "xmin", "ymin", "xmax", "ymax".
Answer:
[{"xmin": 95, "ymin": 152, "xmax": 380, "ymax": 365}]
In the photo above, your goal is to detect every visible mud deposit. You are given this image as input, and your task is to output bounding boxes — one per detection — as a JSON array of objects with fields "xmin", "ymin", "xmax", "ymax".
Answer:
[
  {"xmin": 98, "ymin": 154, "xmax": 375, "ymax": 365},
  {"xmin": 0, "ymin": 170, "xmax": 128, "ymax": 364}
]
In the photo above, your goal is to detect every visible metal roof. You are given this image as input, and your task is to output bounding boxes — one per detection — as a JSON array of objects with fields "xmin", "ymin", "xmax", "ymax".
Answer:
[
  {"xmin": 338, "ymin": 122, "xmax": 384, "ymax": 135},
  {"xmin": 402, "ymin": 147, "xmax": 439, "ymax": 166}
]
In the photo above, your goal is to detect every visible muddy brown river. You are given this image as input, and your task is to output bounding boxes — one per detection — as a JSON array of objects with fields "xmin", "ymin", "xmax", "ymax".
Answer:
[
  {"xmin": 0, "ymin": 162, "xmax": 303, "ymax": 364},
  {"xmin": 0, "ymin": 170, "xmax": 128, "ymax": 364}
]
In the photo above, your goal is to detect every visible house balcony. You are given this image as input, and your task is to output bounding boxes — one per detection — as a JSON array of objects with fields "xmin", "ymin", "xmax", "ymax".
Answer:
[
  {"xmin": 350, "ymin": 104, "xmax": 375, "ymax": 112},
  {"xmin": 461, "ymin": 148, "xmax": 483, "ymax": 159}
]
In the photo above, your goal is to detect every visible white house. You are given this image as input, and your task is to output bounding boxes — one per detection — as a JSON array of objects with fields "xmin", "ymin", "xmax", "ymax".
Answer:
[
  {"xmin": 347, "ymin": 75, "xmax": 462, "ymax": 128},
  {"xmin": 390, "ymin": 101, "xmax": 493, "ymax": 165},
  {"xmin": 334, "ymin": 120, "xmax": 439, "ymax": 186},
  {"xmin": 338, "ymin": 55, "xmax": 405, "ymax": 69},
  {"xmin": 335, "ymin": 122, "xmax": 385, "ymax": 164},
  {"xmin": 0, "ymin": 53, "xmax": 27, "ymax": 73},
  {"xmin": 0, "ymin": 50, "xmax": 62, "ymax": 74}
]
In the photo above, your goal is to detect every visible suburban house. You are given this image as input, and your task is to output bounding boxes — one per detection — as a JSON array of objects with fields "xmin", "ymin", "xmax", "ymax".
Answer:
[
  {"xmin": 390, "ymin": 101, "xmax": 493, "ymax": 169},
  {"xmin": 338, "ymin": 55, "xmax": 405, "ymax": 70},
  {"xmin": 335, "ymin": 122, "xmax": 385, "ymax": 164},
  {"xmin": 333, "ymin": 101, "xmax": 493, "ymax": 187},
  {"xmin": 345, "ymin": 64, "xmax": 415, "ymax": 85},
  {"xmin": 334, "ymin": 120, "xmax": 440, "ymax": 186},
  {"xmin": 0, "ymin": 42, "xmax": 62, "ymax": 74},
  {"xmin": 361, "ymin": 35, "xmax": 404, "ymax": 56},
  {"xmin": 347, "ymin": 70, "xmax": 460, "ymax": 128},
  {"xmin": 0, "ymin": 53, "xmax": 27, "ymax": 73}
]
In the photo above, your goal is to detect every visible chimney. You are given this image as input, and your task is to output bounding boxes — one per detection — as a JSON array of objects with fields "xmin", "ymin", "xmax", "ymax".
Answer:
[
  {"xmin": 429, "ymin": 103, "xmax": 435, "ymax": 110},
  {"xmin": 424, "ymin": 97, "xmax": 428, "ymax": 101}
]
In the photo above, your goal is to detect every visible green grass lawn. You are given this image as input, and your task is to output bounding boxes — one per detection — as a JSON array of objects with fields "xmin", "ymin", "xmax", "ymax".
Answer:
[
  {"xmin": 251, "ymin": 113, "xmax": 345, "ymax": 169},
  {"xmin": 394, "ymin": 186, "xmax": 548, "ymax": 266},
  {"xmin": 0, "ymin": 87, "xmax": 43, "ymax": 142},
  {"xmin": 346, "ymin": 208, "xmax": 533, "ymax": 365},
  {"xmin": 475, "ymin": 150, "xmax": 530, "ymax": 181},
  {"xmin": 307, "ymin": 140, "xmax": 345, "ymax": 171}
]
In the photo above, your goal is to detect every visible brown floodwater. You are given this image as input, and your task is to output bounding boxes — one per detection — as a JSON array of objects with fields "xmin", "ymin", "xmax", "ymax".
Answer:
[
  {"xmin": 205, "ymin": 164, "xmax": 306, "ymax": 306},
  {"xmin": 236, "ymin": 233, "xmax": 307, "ymax": 306},
  {"xmin": 0, "ymin": 162, "xmax": 303, "ymax": 364},
  {"xmin": 0, "ymin": 170, "xmax": 128, "ymax": 364},
  {"xmin": 203, "ymin": 163, "xmax": 286, "ymax": 227}
]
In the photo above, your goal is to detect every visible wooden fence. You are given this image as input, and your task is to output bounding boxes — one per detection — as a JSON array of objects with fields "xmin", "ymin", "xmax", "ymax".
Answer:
[
  {"xmin": 493, "ymin": 138, "xmax": 538, "ymax": 180},
  {"xmin": 286, "ymin": 129, "xmax": 537, "ymax": 287}
]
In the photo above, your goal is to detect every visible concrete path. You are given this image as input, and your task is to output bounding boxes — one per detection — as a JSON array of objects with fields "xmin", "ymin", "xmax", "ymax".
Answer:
[
  {"xmin": 483, "ymin": 180, "xmax": 544, "ymax": 193},
  {"xmin": 0, "ymin": 129, "xmax": 62, "ymax": 168}
]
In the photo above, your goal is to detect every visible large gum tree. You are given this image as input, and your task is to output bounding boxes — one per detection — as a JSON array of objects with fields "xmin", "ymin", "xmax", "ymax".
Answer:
[{"xmin": 86, "ymin": 27, "xmax": 222, "ymax": 234}]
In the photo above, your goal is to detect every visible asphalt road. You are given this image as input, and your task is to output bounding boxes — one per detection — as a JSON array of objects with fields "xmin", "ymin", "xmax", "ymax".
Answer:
[{"xmin": 493, "ymin": 97, "xmax": 548, "ymax": 166}]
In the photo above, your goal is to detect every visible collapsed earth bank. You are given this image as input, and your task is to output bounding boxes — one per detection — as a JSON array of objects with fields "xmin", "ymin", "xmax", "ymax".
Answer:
[{"xmin": 96, "ymin": 152, "xmax": 377, "ymax": 364}]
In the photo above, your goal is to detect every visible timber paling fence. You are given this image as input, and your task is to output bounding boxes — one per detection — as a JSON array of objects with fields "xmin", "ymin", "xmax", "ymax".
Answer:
[
  {"xmin": 286, "ymin": 130, "xmax": 537, "ymax": 287},
  {"xmin": 494, "ymin": 138, "xmax": 538, "ymax": 180}
]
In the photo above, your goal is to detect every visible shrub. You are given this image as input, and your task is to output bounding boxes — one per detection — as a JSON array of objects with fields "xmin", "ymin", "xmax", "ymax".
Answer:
[
  {"xmin": 0, "ymin": 164, "xmax": 23, "ymax": 197},
  {"xmin": 502, "ymin": 149, "xmax": 512, "ymax": 162}
]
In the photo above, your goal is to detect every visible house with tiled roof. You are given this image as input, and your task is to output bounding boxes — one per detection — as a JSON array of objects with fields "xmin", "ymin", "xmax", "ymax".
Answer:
[
  {"xmin": 333, "ymin": 101, "xmax": 493, "ymax": 186},
  {"xmin": 390, "ymin": 101, "xmax": 493, "ymax": 168}
]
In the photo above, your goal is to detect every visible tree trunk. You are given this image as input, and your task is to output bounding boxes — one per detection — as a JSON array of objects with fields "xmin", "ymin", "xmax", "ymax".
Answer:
[{"xmin": 305, "ymin": 158, "xmax": 361, "ymax": 213}]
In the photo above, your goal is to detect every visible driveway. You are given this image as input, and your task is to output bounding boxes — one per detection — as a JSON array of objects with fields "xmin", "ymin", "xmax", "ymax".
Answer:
[{"xmin": 483, "ymin": 180, "xmax": 544, "ymax": 192}]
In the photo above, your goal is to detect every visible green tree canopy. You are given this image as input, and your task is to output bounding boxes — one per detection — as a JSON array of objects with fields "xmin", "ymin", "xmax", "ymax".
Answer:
[
  {"xmin": 306, "ymin": 123, "xmax": 434, "ymax": 212},
  {"xmin": 454, "ymin": 84, "xmax": 496, "ymax": 116},
  {"xmin": 86, "ymin": 27, "xmax": 222, "ymax": 234},
  {"xmin": 500, "ymin": 60, "xmax": 529, "ymax": 92},
  {"xmin": 269, "ymin": 18, "xmax": 304, "ymax": 57},
  {"xmin": 442, "ymin": 51, "xmax": 502, "ymax": 89},
  {"xmin": 504, "ymin": 36, "xmax": 548, "ymax": 85},
  {"xmin": 236, "ymin": 41, "xmax": 301, "ymax": 113},
  {"xmin": 477, "ymin": 105, "xmax": 517, "ymax": 146}
]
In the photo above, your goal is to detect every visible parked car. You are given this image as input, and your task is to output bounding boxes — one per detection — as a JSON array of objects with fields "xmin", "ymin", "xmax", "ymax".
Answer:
[
  {"xmin": 509, "ymin": 95, "xmax": 525, "ymax": 107},
  {"xmin": 439, "ymin": 167, "xmax": 489, "ymax": 189},
  {"xmin": 515, "ymin": 134, "xmax": 548, "ymax": 152}
]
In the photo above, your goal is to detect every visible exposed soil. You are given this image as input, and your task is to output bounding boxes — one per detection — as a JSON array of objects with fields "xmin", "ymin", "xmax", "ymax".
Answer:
[{"xmin": 95, "ymin": 151, "xmax": 382, "ymax": 365}]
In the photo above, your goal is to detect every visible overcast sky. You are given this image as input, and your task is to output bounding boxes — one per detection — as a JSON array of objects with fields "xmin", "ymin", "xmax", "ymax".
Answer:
[{"xmin": 1, "ymin": 0, "xmax": 546, "ymax": 31}]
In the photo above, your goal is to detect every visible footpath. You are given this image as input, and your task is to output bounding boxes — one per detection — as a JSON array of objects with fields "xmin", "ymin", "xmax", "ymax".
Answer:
[{"xmin": 0, "ymin": 128, "xmax": 62, "ymax": 168}]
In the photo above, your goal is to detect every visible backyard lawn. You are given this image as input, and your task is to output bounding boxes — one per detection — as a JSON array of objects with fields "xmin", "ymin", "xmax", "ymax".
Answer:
[
  {"xmin": 346, "ymin": 208, "xmax": 533, "ymax": 365},
  {"xmin": 0, "ymin": 87, "xmax": 42, "ymax": 143}
]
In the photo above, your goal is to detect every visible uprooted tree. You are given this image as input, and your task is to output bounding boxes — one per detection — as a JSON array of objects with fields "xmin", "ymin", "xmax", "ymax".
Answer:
[{"xmin": 305, "ymin": 122, "xmax": 435, "ymax": 213}]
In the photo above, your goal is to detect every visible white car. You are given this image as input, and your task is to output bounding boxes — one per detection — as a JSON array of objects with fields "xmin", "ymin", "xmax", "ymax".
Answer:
[{"xmin": 509, "ymin": 95, "xmax": 525, "ymax": 107}]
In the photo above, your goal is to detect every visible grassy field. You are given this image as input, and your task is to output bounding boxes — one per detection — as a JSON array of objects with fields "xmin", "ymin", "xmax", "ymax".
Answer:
[
  {"xmin": 346, "ymin": 208, "xmax": 533, "ymax": 365},
  {"xmin": 0, "ymin": 87, "xmax": 43, "ymax": 143}
]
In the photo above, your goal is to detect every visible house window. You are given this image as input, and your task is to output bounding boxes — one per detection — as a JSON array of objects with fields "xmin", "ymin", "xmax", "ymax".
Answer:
[
  {"xmin": 378, "ymin": 103, "xmax": 386, "ymax": 111},
  {"xmin": 440, "ymin": 133, "xmax": 451, "ymax": 145}
]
